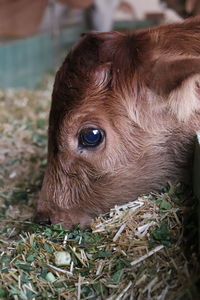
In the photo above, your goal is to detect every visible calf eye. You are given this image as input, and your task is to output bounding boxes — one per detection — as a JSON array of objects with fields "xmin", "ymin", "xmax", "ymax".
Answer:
[{"xmin": 78, "ymin": 127, "xmax": 104, "ymax": 148}]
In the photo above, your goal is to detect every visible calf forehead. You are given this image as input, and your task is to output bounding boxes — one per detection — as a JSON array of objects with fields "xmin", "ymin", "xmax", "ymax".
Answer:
[
  {"xmin": 53, "ymin": 16, "xmax": 200, "ymax": 115},
  {"xmin": 52, "ymin": 30, "xmax": 152, "ymax": 110},
  {"xmin": 52, "ymin": 61, "xmax": 109, "ymax": 118},
  {"xmin": 52, "ymin": 18, "xmax": 200, "ymax": 130}
]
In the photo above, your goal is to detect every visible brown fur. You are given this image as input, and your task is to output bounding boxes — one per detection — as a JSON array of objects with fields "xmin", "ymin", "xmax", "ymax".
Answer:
[{"xmin": 35, "ymin": 17, "xmax": 200, "ymax": 228}]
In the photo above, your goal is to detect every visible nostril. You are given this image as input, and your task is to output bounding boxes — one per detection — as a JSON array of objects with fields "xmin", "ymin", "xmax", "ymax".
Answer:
[
  {"xmin": 38, "ymin": 219, "xmax": 51, "ymax": 226},
  {"xmin": 34, "ymin": 211, "xmax": 51, "ymax": 226}
]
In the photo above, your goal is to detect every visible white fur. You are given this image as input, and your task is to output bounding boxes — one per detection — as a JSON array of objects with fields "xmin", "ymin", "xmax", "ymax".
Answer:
[{"xmin": 168, "ymin": 74, "xmax": 200, "ymax": 121}]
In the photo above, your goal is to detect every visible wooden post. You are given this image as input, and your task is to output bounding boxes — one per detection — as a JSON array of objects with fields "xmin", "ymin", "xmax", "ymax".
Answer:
[{"xmin": 193, "ymin": 131, "xmax": 200, "ymax": 251}]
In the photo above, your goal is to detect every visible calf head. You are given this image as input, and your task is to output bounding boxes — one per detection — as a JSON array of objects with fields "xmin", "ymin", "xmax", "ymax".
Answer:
[{"xmin": 35, "ymin": 17, "xmax": 200, "ymax": 228}]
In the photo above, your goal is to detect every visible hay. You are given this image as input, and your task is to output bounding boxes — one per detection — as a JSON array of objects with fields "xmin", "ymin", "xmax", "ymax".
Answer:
[{"xmin": 0, "ymin": 78, "xmax": 199, "ymax": 299}]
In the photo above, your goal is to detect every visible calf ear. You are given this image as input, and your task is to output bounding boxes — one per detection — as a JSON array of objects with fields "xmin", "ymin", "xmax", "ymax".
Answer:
[{"xmin": 148, "ymin": 58, "xmax": 200, "ymax": 121}]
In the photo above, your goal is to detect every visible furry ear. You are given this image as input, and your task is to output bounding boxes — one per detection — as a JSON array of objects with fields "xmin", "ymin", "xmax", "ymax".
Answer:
[{"xmin": 147, "ymin": 58, "xmax": 200, "ymax": 121}]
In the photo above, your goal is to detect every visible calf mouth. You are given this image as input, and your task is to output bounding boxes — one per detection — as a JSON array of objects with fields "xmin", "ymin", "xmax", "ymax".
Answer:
[{"xmin": 33, "ymin": 208, "xmax": 96, "ymax": 229}]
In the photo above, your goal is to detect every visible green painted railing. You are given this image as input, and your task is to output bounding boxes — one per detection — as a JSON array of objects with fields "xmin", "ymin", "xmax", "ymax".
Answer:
[
  {"xmin": 0, "ymin": 20, "xmax": 158, "ymax": 89},
  {"xmin": 0, "ymin": 24, "xmax": 87, "ymax": 89}
]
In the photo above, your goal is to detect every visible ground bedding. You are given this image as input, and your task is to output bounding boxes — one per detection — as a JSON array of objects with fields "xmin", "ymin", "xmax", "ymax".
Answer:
[{"xmin": 0, "ymin": 78, "xmax": 199, "ymax": 300}]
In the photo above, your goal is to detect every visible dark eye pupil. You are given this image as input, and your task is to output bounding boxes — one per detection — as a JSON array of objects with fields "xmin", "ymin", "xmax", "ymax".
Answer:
[
  {"xmin": 79, "ymin": 128, "xmax": 104, "ymax": 148},
  {"xmin": 84, "ymin": 130, "xmax": 99, "ymax": 143}
]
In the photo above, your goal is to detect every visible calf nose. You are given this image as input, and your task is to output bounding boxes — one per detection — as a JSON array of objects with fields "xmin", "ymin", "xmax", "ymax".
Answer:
[
  {"xmin": 33, "ymin": 211, "xmax": 51, "ymax": 226},
  {"xmin": 38, "ymin": 219, "xmax": 51, "ymax": 226}
]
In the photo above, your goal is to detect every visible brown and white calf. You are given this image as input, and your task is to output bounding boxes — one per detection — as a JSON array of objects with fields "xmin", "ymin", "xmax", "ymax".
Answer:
[{"xmin": 35, "ymin": 16, "xmax": 200, "ymax": 228}]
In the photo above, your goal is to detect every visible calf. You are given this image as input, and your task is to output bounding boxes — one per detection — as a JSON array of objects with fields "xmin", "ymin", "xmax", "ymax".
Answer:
[{"xmin": 35, "ymin": 16, "xmax": 200, "ymax": 228}]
